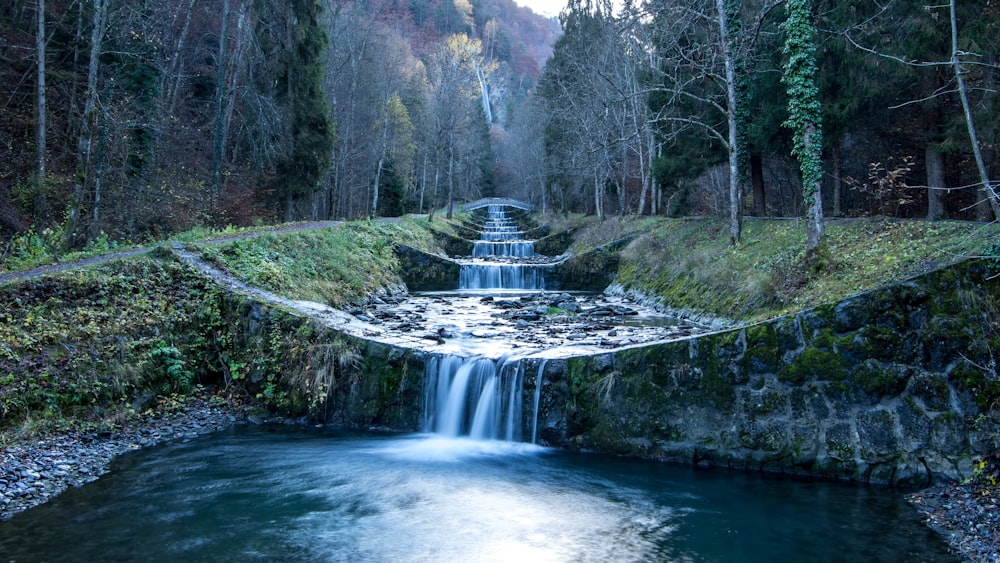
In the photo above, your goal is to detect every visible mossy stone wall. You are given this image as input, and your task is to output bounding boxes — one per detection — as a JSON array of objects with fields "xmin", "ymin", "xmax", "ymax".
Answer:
[
  {"xmin": 216, "ymin": 294, "xmax": 426, "ymax": 429},
  {"xmin": 537, "ymin": 259, "xmax": 1000, "ymax": 486}
]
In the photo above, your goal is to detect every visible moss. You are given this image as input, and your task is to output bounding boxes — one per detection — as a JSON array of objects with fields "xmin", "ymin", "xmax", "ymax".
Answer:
[
  {"xmin": 743, "ymin": 323, "xmax": 781, "ymax": 374},
  {"xmin": 949, "ymin": 361, "xmax": 1000, "ymax": 411},
  {"xmin": 811, "ymin": 328, "xmax": 836, "ymax": 351},
  {"xmin": 849, "ymin": 362, "xmax": 906, "ymax": 397},
  {"xmin": 781, "ymin": 347, "xmax": 846, "ymax": 385},
  {"xmin": 909, "ymin": 374, "xmax": 951, "ymax": 411}
]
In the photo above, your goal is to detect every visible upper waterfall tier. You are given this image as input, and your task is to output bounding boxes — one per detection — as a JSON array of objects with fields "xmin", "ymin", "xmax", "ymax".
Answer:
[{"xmin": 459, "ymin": 204, "xmax": 548, "ymax": 291}]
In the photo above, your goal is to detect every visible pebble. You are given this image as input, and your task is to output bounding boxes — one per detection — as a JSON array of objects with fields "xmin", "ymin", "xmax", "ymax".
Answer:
[
  {"xmin": 0, "ymin": 392, "xmax": 246, "ymax": 521},
  {"xmin": 908, "ymin": 479, "xmax": 1000, "ymax": 563}
]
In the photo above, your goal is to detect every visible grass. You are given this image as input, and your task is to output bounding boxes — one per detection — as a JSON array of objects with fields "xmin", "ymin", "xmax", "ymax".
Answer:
[
  {"xmin": 613, "ymin": 216, "xmax": 1000, "ymax": 323},
  {"xmin": 196, "ymin": 218, "xmax": 444, "ymax": 306}
]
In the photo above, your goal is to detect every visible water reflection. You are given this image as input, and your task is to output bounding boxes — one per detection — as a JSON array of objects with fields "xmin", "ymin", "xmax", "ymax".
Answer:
[{"xmin": 0, "ymin": 427, "xmax": 955, "ymax": 562}]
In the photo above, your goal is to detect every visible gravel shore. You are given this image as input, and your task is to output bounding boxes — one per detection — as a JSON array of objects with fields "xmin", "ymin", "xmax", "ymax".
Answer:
[
  {"xmin": 909, "ymin": 480, "xmax": 1000, "ymax": 563},
  {"xmin": 0, "ymin": 390, "xmax": 246, "ymax": 521},
  {"xmin": 2, "ymin": 392, "xmax": 998, "ymax": 563}
]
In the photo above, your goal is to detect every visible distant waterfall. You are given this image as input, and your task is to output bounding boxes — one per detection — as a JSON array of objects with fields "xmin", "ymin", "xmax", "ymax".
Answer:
[{"xmin": 475, "ymin": 63, "xmax": 493, "ymax": 124}]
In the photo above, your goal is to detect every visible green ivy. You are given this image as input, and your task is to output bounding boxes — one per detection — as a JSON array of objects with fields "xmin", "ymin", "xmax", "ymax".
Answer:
[{"xmin": 781, "ymin": 0, "xmax": 823, "ymax": 206}]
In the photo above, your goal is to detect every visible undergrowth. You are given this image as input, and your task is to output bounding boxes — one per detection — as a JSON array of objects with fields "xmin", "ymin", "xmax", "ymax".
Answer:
[{"xmin": 0, "ymin": 255, "xmax": 229, "ymax": 441}]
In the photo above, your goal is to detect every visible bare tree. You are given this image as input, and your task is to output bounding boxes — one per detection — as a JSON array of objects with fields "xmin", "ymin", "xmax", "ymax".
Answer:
[
  {"xmin": 35, "ymin": 0, "xmax": 46, "ymax": 203},
  {"xmin": 64, "ymin": 0, "xmax": 108, "ymax": 250}
]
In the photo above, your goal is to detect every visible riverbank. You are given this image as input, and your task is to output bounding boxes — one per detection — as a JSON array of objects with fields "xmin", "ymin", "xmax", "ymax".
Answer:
[
  {"xmin": 909, "ymin": 479, "xmax": 1000, "ymax": 563},
  {"xmin": 0, "ymin": 387, "xmax": 248, "ymax": 521},
  {"xmin": 0, "ymin": 387, "xmax": 996, "ymax": 562}
]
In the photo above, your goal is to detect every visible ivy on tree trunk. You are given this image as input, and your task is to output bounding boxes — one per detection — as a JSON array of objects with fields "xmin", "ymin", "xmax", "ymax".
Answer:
[{"xmin": 781, "ymin": 0, "xmax": 824, "ymax": 255}]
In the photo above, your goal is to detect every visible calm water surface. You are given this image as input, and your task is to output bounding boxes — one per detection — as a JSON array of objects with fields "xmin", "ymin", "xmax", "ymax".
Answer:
[{"xmin": 0, "ymin": 426, "xmax": 955, "ymax": 562}]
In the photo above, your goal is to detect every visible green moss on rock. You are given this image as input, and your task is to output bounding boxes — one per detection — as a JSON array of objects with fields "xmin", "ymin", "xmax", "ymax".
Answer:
[{"xmin": 781, "ymin": 347, "xmax": 846, "ymax": 385}]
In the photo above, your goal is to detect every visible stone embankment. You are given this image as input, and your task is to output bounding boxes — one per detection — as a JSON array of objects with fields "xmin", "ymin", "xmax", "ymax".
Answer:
[{"xmin": 533, "ymin": 259, "xmax": 1000, "ymax": 487}]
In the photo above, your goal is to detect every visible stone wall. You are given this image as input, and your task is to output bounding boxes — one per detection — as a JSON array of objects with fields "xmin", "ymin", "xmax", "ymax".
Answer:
[
  {"xmin": 532, "ymin": 259, "xmax": 1000, "ymax": 486},
  {"xmin": 216, "ymin": 293, "xmax": 427, "ymax": 429}
]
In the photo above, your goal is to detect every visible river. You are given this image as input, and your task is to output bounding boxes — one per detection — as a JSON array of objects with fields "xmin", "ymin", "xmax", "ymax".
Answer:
[{"xmin": 0, "ymin": 426, "xmax": 955, "ymax": 562}]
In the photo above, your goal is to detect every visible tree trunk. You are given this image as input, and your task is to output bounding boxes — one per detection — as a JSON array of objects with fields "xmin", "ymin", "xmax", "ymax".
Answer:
[
  {"xmin": 717, "ymin": 0, "xmax": 741, "ymax": 245},
  {"xmin": 446, "ymin": 133, "xmax": 455, "ymax": 219},
  {"xmin": 64, "ymin": 0, "xmax": 107, "ymax": 250},
  {"xmin": 211, "ymin": 0, "xmax": 231, "ymax": 210},
  {"xmin": 35, "ymin": 0, "xmax": 46, "ymax": 213},
  {"xmin": 804, "ymin": 124, "xmax": 824, "ymax": 252},
  {"xmin": 830, "ymin": 145, "xmax": 842, "ymax": 217},
  {"xmin": 165, "ymin": 0, "xmax": 198, "ymax": 117},
  {"xmin": 926, "ymin": 144, "xmax": 945, "ymax": 220},
  {"xmin": 419, "ymin": 155, "xmax": 427, "ymax": 214},
  {"xmin": 372, "ymin": 100, "xmax": 391, "ymax": 218},
  {"xmin": 950, "ymin": 0, "xmax": 999, "ymax": 220},
  {"xmin": 750, "ymin": 153, "xmax": 766, "ymax": 216},
  {"xmin": 594, "ymin": 173, "xmax": 603, "ymax": 220}
]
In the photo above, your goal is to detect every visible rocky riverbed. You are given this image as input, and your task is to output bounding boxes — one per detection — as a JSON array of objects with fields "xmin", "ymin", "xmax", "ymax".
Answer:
[
  {"xmin": 350, "ymin": 290, "xmax": 707, "ymax": 358},
  {"xmin": 0, "ymin": 388, "xmax": 247, "ymax": 521}
]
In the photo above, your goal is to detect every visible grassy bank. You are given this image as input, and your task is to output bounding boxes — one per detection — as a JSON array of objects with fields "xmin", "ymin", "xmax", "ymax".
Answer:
[
  {"xmin": 0, "ymin": 218, "xmax": 451, "ymax": 440},
  {"xmin": 601, "ymin": 216, "xmax": 1000, "ymax": 323},
  {"xmin": 0, "ymin": 252, "xmax": 230, "ymax": 442},
  {"xmin": 195, "ymin": 218, "xmax": 446, "ymax": 306}
]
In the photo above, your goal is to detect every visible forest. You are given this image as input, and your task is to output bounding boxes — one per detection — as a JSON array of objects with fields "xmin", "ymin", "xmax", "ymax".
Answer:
[{"xmin": 0, "ymin": 0, "xmax": 997, "ymax": 252}]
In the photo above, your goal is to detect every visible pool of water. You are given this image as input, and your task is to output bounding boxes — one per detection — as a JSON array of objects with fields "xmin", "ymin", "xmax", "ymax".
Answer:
[{"xmin": 0, "ymin": 426, "xmax": 955, "ymax": 562}]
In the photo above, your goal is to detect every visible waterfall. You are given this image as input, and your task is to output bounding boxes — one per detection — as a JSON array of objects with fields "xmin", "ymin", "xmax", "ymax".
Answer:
[
  {"xmin": 475, "ymin": 63, "xmax": 493, "ymax": 124},
  {"xmin": 423, "ymin": 204, "xmax": 553, "ymax": 443},
  {"xmin": 424, "ymin": 355, "xmax": 523, "ymax": 441},
  {"xmin": 531, "ymin": 359, "xmax": 548, "ymax": 444},
  {"xmin": 459, "ymin": 264, "xmax": 549, "ymax": 290},
  {"xmin": 472, "ymin": 241, "xmax": 535, "ymax": 258},
  {"xmin": 459, "ymin": 204, "xmax": 546, "ymax": 291}
]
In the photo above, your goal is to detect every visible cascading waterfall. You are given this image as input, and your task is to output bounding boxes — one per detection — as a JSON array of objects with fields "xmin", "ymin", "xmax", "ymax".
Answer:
[
  {"xmin": 459, "ymin": 264, "xmax": 547, "ymax": 290},
  {"xmin": 424, "ymin": 203, "xmax": 557, "ymax": 441},
  {"xmin": 460, "ymin": 204, "xmax": 549, "ymax": 291},
  {"xmin": 531, "ymin": 359, "xmax": 548, "ymax": 444},
  {"xmin": 423, "ymin": 355, "xmax": 523, "ymax": 441},
  {"xmin": 472, "ymin": 241, "xmax": 535, "ymax": 258}
]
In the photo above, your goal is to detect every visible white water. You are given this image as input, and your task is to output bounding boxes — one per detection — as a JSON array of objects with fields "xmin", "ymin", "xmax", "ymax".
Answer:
[
  {"xmin": 459, "ymin": 204, "xmax": 548, "ymax": 291},
  {"xmin": 430, "ymin": 205, "xmax": 554, "ymax": 441},
  {"xmin": 459, "ymin": 263, "xmax": 549, "ymax": 290},
  {"xmin": 472, "ymin": 240, "xmax": 535, "ymax": 257},
  {"xmin": 531, "ymin": 359, "xmax": 548, "ymax": 444},
  {"xmin": 424, "ymin": 354, "xmax": 524, "ymax": 441}
]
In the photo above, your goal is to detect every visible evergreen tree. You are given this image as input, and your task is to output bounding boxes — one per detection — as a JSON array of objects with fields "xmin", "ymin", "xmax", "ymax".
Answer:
[{"xmin": 275, "ymin": 0, "xmax": 334, "ymax": 220}]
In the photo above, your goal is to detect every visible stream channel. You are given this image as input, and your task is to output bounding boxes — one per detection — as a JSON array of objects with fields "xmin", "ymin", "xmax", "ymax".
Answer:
[{"xmin": 0, "ymin": 205, "xmax": 957, "ymax": 560}]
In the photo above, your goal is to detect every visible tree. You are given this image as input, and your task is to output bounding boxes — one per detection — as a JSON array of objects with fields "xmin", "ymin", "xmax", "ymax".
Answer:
[
  {"xmin": 273, "ymin": 0, "xmax": 333, "ymax": 221},
  {"xmin": 426, "ymin": 34, "xmax": 494, "ymax": 218},
  {"xmin": 781, "ymin": 0, "xmax": 824, "ymax": 255},
  {"xmin": 35, "ymin": 0, "xmax": 46, "ymax": 202},
  {"xmin": 839, "ymin": 0, "xmax": 1000, "ymax": 221},
  {"xmin": 64, "ymin": 0, "xmax": 109, "ymax": 250},
  {"xmin": 645, "ymin": 0, "xmax": 780, "ymax": 242}
]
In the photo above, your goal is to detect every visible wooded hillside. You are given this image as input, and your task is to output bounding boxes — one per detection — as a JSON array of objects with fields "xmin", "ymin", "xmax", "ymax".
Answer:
[
  {"xmin": 0, "ymin": 0, "xmax": 559, "ymax": 246},
  {"xmin": 3, "ymin": 0, "xmax": 998, "ymax": 257}
]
